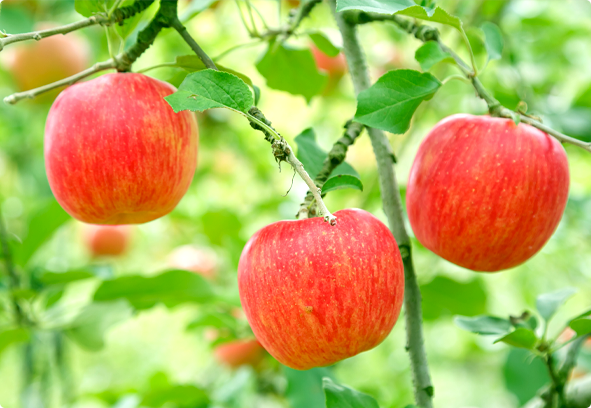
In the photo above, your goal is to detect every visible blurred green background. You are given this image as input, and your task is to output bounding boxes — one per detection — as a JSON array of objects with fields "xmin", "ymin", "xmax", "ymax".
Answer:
[{"xmin": 1, "ymin": 0, "xmax": 591, "ymax": 407}]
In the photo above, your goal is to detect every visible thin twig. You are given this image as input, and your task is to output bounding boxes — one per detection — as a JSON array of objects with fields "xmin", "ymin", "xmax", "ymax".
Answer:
[{"xmin": 170, "ymin": 18, "xmax": 217, "ymax": 70}]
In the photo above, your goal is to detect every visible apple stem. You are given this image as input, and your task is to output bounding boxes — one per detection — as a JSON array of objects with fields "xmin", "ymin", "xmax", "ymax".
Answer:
[
  {"xmin": 331, "ymin": 3, "xmax": 435, "ymax": 407},
  {"xmin": 297, "ymin": 121, "xmax": 365, "ymax": 219},
  {"xmin": 0, "ymin": 0, "xmax": 155, "ymax": 52}
]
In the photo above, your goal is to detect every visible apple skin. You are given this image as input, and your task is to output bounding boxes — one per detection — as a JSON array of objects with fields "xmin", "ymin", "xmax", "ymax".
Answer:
[
  {"xmin": 83, "ymin": 224, "xmax": 131, "ymax": 257},
  {"xmin": 168, "ymin": 245, "xmax": 218, "ymax": 279},
  {"xmin": 214, "ymin": 339, "xmax": 265, "ymax": 369},
  {"xmin": 406, "ymin": 114, "xmax": 569, "ymax": 272},
  {"xmin": 44, "ymin": 73, "xmax": 199, "ymax": 224},
  {"xmin": 238, "ymin": 208, "xmax": 404, "ymax": 370},
  {"xmin": 311, "ymin": 45, "xmax": 347, "ymax": 77},
  {"xmin": 4, "ymin": 22, "xmax": 90, "ymax": 102}
]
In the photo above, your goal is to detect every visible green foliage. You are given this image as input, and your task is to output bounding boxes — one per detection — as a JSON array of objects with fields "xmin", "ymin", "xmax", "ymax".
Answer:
[
  {"xmin": 454, "ymin": 315, "xmax": 512, "ymax": 335},
  {"xmin": 294, "ymin": 128, "xmax": 359, "ymax": 180},
  {"xmin": 503, "ymin": 349, "xmax": 550, "ymax": 405},
  {"xmin": 336, "ymin": 0, "xmax": 416, "ymax": 13},
  {"xmin": 65, "ymin": 300, "xmax": 133, "ymax": 351},
  {"xmin": 481, "ymin": 22, "xmax": 504, "ymax": 61},
  {"xmin": 323, "ymin": 378, "xmax": 380, "ymax": 408},
  {"xmin": 354, "ymin": 70, "xmax": 441, "ymax": 134},
  {"xmin": 570, "ymin": 317, "xmax": 591, "ymax": 337},
  {"xmin": 142, "ymin": 384, "xmax": 210, "ymax": 408},
  {"xmin": 284, "ymin": 366, "xmax": 333, "ymax": 408},
  {"xmin": 169, "ymin": 55, "xmax": 253, "ymax": 86},
  {"xmin": 322, "ymin": 175, "xmax": 363, "ymax": 194},
  {"xmin": 493, "ymin": 328, "xmax": 538, "ymax": 350},
  {"xmin": 75, "ymin": 0, "xmax": 111, "ymax": 17},
  {"xmin": 0, "ymin": 328, "xmax": 30, "ymax": 356},
  {"xmin": 93, "ymin": 270, "xmax": 215, "ymax": 310},
  {"xmin": 308, "ymin": 33, "xmax": 341, "ymax": 57},
  {"xmin": 165, "ymin": 69, "xmax": 253, "ymax": 114},
  {"xmin": 536, "ymin": 287, "xmax": 577, "ymax": 322},
  {"xmin": 187, "ymin": 311, "xmax": 238, "ymax": 332},
  {"xmin": 39, "ymin": 269, "xmax": 95, "ymax": 285},
  {"xmin": 256, "ymin": 42, "xmax": 327, "ymax": 102},
  {"xmin": 420, "ymin": 276, "xmax": 487, "ymax": 321},
  {"xmin": 414, "ymin": 42, "xmax": 453, "ymax": 71}
]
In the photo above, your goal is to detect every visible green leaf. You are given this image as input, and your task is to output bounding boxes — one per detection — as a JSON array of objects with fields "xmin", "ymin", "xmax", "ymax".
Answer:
[
  {"xmin": 536, "ymin": 287, "xmax": 577, "ymax": 322},
  {"xmin": 256, "ymin": 43, "xmax": 327, "ymax": 102},
  {"xmin": 40, "ymin": 269, "xmax": 95, "ymax": 285},
  {"xmin": 336, "ymin": 0, "xmax": 416, "ymax": 13},
  {"xmin": 454, "ymin": 315, "xmax": 512, "ymax": 335},
  {"xmin": 570, "ymin": 317, "xmax": 591, "ymax": 337},
  {"xmin": 13, "ymin": 199, "xmax": 70, "ymax": 266},
  {"xmin": 308, "ymin": 32, "xmax": 341, "ymax": 57},
  {"xmin": 65, "ymin": 300, "xmax": 133, "ymax": 351},
  {"xmin": 173, "ymin": 55, "xmax": 253, "ymax": 87},
  {"xmin": 414, "ymin": 42, "xmax": 453, "ymax": 71},
  {"xmin": 75, "ymin": 0, "xmax": 108, "ymax": 17},
  {"xmin": 294, "ymin": 128, "xmax": 359, "ymax": 180},
  {"xmin": 142, "ymin": 385, "xmax": 209, "ymax": 408},
  {"xmin": 322, "ymin": 175, "xmax": 363, "ymax": 194},
  {"xmin": 187, "ymin": 311, "xmax": 238, "ymax": 331},
  {"xmin": 93, "ymin": 270, "xmax": 215, "ymax": 310},
  {"xmin": 354, "ymin": 69, "xmax": 441, "ymax": 134},
  {"xmin": 179, "ymin": 0, "xmax": 218, "ymax": 23},
  {"xmin": 284, "ymin": 366, "xmax": 334, "ymax": 408},
  {"xmin": 503, "ymin": 348, "xmax": 550, "ymax": 405},
  {"xmin": 421, "ymin": 276, "xmax": 487, "ymax": 321},
  {"xmin": 0, "ymin": 328, "xmax": 30, "ymax": 356},
  {"xmin": 323, "ymin": 378, "xmax": 379, "ymax": 408},
  {"xmin": 481, "ymin": 22, "xmax": 504, "ymax": 61},
  {"xmin": 397, "ymin": 6, "xmax": 462, "ymax": 31},
  {"xmin": 494, "ymin": 328, "xmax": 538, "ymax": 349},
  {"xmin": 164, "ymin": 69, "xmax": 253, "ymax": 114}
]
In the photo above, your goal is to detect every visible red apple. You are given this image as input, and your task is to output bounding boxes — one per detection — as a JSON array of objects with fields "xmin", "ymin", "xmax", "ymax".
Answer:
[
  {"xmin": 168, "ymin": 245, "xmax": 217, "ymax": 279},
  {"xmin": 286, "ymin": 0, "xmax": 300, "ymax": 7},
  {"xmin": 3, "ymin": 22, "xmax": 90, "ymax": 102},
  {"xmin": 238, "ymin": 208, "xmax": 404, "ymax": 370},
  {"xmin": 406, "ymin": 114, "xmax": 569, "ymax": 272},
  {"xmin": 83, "ymin": 224, "xmax": 132, "ymax": 257},
  {"xmin": 214, "ymin": 339, "xmax": 265, "ymax": 368},
  {"xmin": 311, "ymin": 45, "xmax": 347, "ymax": 77},
  {"xmin": 44, "ymin": 73, "xmax": 199, "ymax": 224}
]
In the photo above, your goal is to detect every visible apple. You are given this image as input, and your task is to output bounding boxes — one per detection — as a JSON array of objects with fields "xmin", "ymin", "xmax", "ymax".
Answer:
[
  {"xmin": 238, "ymin": 208, "xmax": 405, "ymax": 370},
  {"xmin": 83, "ymin": 224, "xmax": 132, "ymax": 257},
  {"xmin": 214, "ymin": 339, "xmax": 265, "ymax": 368},
  {"xmin": 311, "ymin": 45, "xmax": 347, "ymax": 78},
  {"xmin": 168, "ymin": 245, "xmax": 218, "ymax": 279},
  {"xmin": 44, "ymin": 73, "xmax": 199, "ymax": 224},
  {"xmin": 3, "ymin": 22, "xmax": 90, "ymax": 102},
  {"xmin": 286, "ymin": 0, "xmax": 300, "ymax": 7},
  {"xmin": 406, "ymin": 114, "xmax": 569, "ymax": 272}
]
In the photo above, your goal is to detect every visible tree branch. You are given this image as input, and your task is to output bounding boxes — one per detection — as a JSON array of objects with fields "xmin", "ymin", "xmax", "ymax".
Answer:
[
  {"xmin": 345, "ymin": 10, "xmax": 591, "ymax": 153},
  {"xmin": 0, "ymin": 0, "xmax": 155, "ymax": 51},
  {"xmin": 330, "ymin": 2, "xmax": 434, "ymax": 407},
  {"xmin": 256, "ymin": 0, "xmax": 322, "ymax": 39},
  {"xmin": 297, "ymin": 121, "xmax": 365, "ymax": 219},
  {"xmin": 169, "ymin": 18, "xmax": 217, "ymax": 70}
]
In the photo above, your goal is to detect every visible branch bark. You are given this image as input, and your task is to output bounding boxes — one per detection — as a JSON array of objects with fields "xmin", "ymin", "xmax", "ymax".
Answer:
[{"xmin": 330, "ymin": 2, "xmax": 434, "ymax": 406}]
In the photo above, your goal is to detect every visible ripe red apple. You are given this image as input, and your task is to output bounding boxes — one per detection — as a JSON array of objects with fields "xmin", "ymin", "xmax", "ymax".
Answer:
[
  {"xmin": 311, "ymin": 45, "xmax": 347, "ymax": 77},
  {"xmin": 406, "ymin": 114, "xmax": 569, "ymax": 272},
  {"xmin": 45, "ymin": 73, "xmax": 199, "ymax": 224},
  {"xmin": 214, "ymin": 339, "xmax": 265, "ymax": 368},
  {"xmin": 3, "ymin": 22, "xmax": 90, "ymax": 102},
  {"xmin": 168, "ymin": 245, "xmax": 217, "ymax": 279},
  {"xmin": 83, "ymin": 224, "xmax": 132, "ymax": 257},
  {"xmin": 238, "ymin": 208, "xmax": 404, "ymax": 370}
]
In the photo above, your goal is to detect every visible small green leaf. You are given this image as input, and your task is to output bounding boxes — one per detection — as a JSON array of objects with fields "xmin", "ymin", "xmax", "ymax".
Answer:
[
  {"xmin": 173, "ymin": 55, "xmax": 253, "ymax": 86},
  {"xmin": 142, "ymin": 385, "xmax": 210, "ymax": 408},
  {"xmin": 256, "ymin": 43, "xmax": 327, "ymax": 102},
  {"xmin": 503, "ymin": 349, "xmax": 550, "ymax": 405},
  {"xmin": 187, "ymin": 312, "xmax": 238, "ymax": 331},
  {"xmin": 40, "ymin": 270, "xmax": 95, "ymax": 285},
  {"xmin": 253, "ymin": 85, "xmax": 261, "ymax": 106},
  {"xmin": 294, "ymin": 128, "xmax": 359, "ymax": 180},
  {"xmin": 414, "ymin": 42, "xmax": 453, "ymax": 71},
  {"xmin": 0, "ymin": 328, "xmax": 30, "ymax": 356},
  {"xmin": 308, "ymin": 32, "xmax": 341, "ymax": 57},
  {"xmin": 570, "ymin": 317, "xmax": 591, "ymax": 337},
  {"xmin": 284, "ymin": 366, "xmax": 334, "ymax": 408},
  {"xmin": 354, "ymin": 69, "xmax": 441, "ymax": 134},
  {"xmin": 165, "ymin": 69, "xmax": 253, "ymax": 114},
  {"xmin": 481, "ymin": 22, "xmax": 504, "ymax": 61},
  {"xmin": 179, "ymin": 0, "xmax": 218, "ymax": 22},
  {"xmin": 494, "ymin": 328, "xmax": 538, "ymax": 349},
  {"xmin": 323, "ymin": 378, "xmax": 380, "ymax": 408},
  {"xmin": 536, "ymin": 287, "xmax": 577, "ymax": 322},
  {"xmin": 396, "ymin": 6, "xmax": 462, "ymax": 31},
  {"xmin": 454, "ymin": 315, "xmax": 512, "ymax": 335},
  {"xmin": 322, "ymin": 175, "xmax": 363, "ymax": 194},
  {"xmin": 75, "ymin": 0, "xmax": 108, "ymax": 17},
  {"xmin": 421, "ymin": 277, "xmax": 487, "ymax": 321},
  {"xmin": 336, "ymin": 0, "xmax": 416, "ymax": 13},
  {"xmin": 93, "ymin": 270, "xmax": 215, "ymax": 310},
  {"xmin": 65, "ymin": 300, "xmax": 133, "ymax": 351}
]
